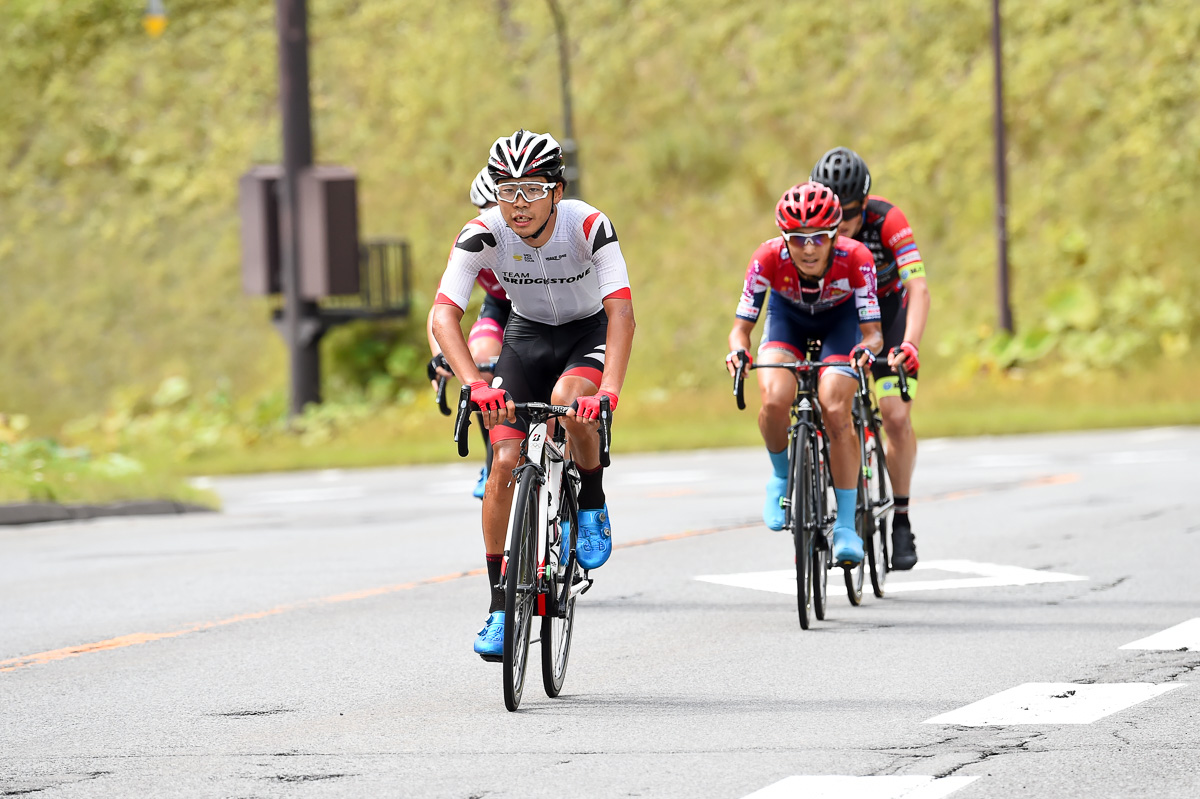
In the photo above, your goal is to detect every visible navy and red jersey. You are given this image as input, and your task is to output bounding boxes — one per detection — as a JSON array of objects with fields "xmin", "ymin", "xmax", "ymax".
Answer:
[
  {"xmin": 735, "ymin": 235, "xmax": 880, "ymax": 324},
  {"xmin": 855, "ymin": 195, "xmax": 926, "ymax": 297}
]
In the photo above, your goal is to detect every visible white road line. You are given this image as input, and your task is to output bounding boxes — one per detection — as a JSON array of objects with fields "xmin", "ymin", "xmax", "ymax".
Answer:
[
  {"xmin": 1120, "ymin": 618, "xmax": 1200, "ymax": 651},
  {"xmin": 741, "ymin": 775, "xmax": 978, "ymax": 799},
  {"xmin": 696, "ymin": 560, "xmax": 1086, "ymax": 596},
  {"xmin": 924, "ymin": 682, "xmax": 1183, "ymax": 726}
]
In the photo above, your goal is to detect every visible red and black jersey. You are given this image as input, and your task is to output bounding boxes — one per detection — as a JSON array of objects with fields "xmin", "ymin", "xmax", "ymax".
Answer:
[{"xmin": 856, "ymin": 195, "xmax": 926, "ymax": 297}]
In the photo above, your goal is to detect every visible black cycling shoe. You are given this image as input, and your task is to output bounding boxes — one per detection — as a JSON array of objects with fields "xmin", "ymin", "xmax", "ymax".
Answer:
[{"xmin": 890, "ymin": 517, "xmax": 918, "ymax": 571}]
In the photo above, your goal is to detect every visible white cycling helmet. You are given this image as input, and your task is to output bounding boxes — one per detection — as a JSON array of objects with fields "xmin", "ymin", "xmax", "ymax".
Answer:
[{"xmin": 469, "ymin": 166, "xmax": 497, "ymax": 208}]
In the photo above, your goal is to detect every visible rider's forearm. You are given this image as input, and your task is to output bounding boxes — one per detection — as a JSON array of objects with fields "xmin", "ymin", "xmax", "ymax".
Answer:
[
  {"xmin": 728, "ymin": 319, "xmax": 754, "ymax": 355},
  {"xmin": 599, "ymin": 297, "xmax": 636, "ymax": 397},
  {"xmin": 901, "ymin": 277, "xmax": 930, "ymax": 348},
  {"xmin": 431, "ymin": 304, "xmax": 484, "ymax": 385},
  {"xmin": 425, "ymin": 305, "xmax": 442, "ymax": 357},
  {"xmin": 860, "ymin": 322, "xmax": 884, "ymax": 355}
]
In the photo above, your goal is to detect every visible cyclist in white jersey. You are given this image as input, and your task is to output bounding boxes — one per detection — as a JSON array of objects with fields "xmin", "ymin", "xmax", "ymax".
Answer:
[{"xmin": 431, "ymin": 130, "xmax": 636, "ymax": 660}]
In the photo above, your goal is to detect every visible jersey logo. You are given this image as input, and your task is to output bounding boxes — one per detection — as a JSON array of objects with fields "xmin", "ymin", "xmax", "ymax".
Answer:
[
  {"xmin": 455, "ymin": 228, "xmax": 497, "ymax": 253},
  {"xmin": 584, "ymin": 211, "xmax": 618, "ymax": 254}
]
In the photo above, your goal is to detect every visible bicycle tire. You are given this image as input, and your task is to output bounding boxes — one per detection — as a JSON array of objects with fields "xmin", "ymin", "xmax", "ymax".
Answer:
[
  {"xmin": 503, "ymin": 470, "xmax": 539, "ymax": 711},
  {"xmin": 542, "ymin": 478, "xmax": 578, "ymax": 698},
  {"xmin": 866, "ymin": 414, "xmax": 891, "ymax": 598},
  {"xmin": 793, "ymin": 433, "xmax": 815, "ymax": 630},
  {"xmin": 811, "ymin": 435, "xmax": 831, "ymax": 621}
]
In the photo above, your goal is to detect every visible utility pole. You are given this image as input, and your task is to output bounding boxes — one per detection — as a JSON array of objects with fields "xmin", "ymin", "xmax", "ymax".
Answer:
[
  {"xmin": 991, "ymin": 0, "xmax": 1014, "ymax": 334},
  {"xmin": 274, "ymin": 0, "xmax": 322, "ymax": 414},
  {"xmin": 546, "ymin": 0, "xmax": 580, "ymax": 199}
]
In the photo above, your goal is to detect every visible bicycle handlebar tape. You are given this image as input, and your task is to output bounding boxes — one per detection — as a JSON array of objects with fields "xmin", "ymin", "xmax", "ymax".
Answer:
[
  {"xmin": 436, "ymin": 376, "xmax": 452, "ymax": 416},
  {"xmin": 454, "ymin": 384, "xmax": 473, "ymax": 457},
  {"xmin": 897, "ymin": 364, "xmax": 911, "ymax": 404},
  {"xmin": 599, "ymin": 395, "xmax": 612, "ymax": 469}
]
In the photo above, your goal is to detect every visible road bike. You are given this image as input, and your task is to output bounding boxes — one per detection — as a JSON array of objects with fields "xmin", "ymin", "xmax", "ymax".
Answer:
[
  {"xmin": 849, "ymin": 359, "xmax": 894, "ymax": 602},
  {"xmin": 452, "ymin": 386, "xmax": 611, "ymax": 710},
  {"xmin": 733, "ymin": 343, "xmax": 836, "ymax": 629}
]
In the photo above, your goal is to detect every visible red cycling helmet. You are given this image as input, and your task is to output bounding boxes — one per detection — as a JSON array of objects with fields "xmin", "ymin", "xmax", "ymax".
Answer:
[{"xmin": 775, "ymin": 181, "xmax": 843, "ymax": 231}]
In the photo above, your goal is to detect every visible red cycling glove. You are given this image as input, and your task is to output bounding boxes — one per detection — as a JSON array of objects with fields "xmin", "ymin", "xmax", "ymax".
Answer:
[
  {"xmin": 469, "ymin": 380, "xmax": 509, "ymax": 413},
  {"xmin": 892, "ymin": 341, "xmax": 920, "ymax": 372},
  {"xmin": 573, "ymin": 390, "xmax": 618, "ymax": 421}
]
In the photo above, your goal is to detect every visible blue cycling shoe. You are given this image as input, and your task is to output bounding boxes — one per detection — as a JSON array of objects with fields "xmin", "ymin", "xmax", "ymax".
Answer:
[
  {"xmin": 832, "ymin": 524, "xmax": 864, "ymax": 564},
  {"xmin": 576, "ymin": 505, "xmax": 612, "ymax": 570},
  {"xmin": 472, "ymin": 466, "xmax": 487, "ymax": 500},
  {"xmin": 763, "ymin": 476, "xmax": 787, "ymax": 531},
  {"xmin": 473, "ymin": 611, "xmax": 504, "ymax": 660}
]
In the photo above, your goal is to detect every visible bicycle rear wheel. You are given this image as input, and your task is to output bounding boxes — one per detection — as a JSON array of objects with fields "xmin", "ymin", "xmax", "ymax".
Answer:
[
  {"xmin": 542, "ymin": 480, "xmax": 578, "ymax": 698},
  {"xmin": 792, "ymin": 435, "xmax": 814, "ymax": 630},
  {"xmin": 503, "ymin": 471, "xmax": 539, "ymax": 711},
  {"xmin": 866, "ymin": 416, "xmax": 891, "ymax": 598}
]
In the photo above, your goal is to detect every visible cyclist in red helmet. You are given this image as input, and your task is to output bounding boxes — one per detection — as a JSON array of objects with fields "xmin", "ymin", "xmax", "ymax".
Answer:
[
  {"xmin": 811, "ymin": 147, "xmax": 929, "ymax": 570},
  {"xmin": 726, "ymin": 181, "xmax": 882, "ymax": 564}
]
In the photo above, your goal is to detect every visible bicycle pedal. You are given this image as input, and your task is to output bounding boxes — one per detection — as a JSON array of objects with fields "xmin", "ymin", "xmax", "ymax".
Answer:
[
  {"xmin": 478, "ymin": 654, "xmax": 502, "ymax": 663},
  {"xmin": 579, "ymin": 577, "xmax": 595, "ymax": 595}
]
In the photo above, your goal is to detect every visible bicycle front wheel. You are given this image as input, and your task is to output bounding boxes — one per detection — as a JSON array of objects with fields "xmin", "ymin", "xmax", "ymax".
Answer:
[
  {"xmin": 810, "ymin": 435, "xmax": 831, "ymax": 621},
  {"xmin": 793, "ymin": 434, "xmax": 815, "ymax": 630},
  {"xmin": 542, "ymin": 482, "xmax": 578, "ymax": 698},
  {"xmin": 503, "ymin": 471, "xmax": 539, "ymax": 711}
]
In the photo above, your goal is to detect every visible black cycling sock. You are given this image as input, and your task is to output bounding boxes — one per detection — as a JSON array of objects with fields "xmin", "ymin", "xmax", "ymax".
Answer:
[
  {"xmin": 486, "ymin": 554, "xmax": 504, "ymax": 613},
  {"xmin": 894, "ymin": 495, "xmax": 910, "ymax": 525},
  {"xmin": 577, "ymin": 464, "xmax": 605, "ymax": 510}
]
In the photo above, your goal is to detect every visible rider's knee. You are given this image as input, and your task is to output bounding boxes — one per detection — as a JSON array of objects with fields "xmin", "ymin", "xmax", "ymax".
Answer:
[
  {"xmin": 880, "ymin": 400, "xmax": 912, "ymax": 433},
  {"xmin": 491, "ymin": 440, "xmax": 521, "ymax": 472}
]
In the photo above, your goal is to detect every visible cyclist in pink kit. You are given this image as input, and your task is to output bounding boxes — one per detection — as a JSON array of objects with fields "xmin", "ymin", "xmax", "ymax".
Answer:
[
  {"xmin": 726, "ymin": 182, "xmax": 882, "ymax": 564},
  {"xmin": 431, "ymin": 130, "xmax": 636, "ymax": 659}
]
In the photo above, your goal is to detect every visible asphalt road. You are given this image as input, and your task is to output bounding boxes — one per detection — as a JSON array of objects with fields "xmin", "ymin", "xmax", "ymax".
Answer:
[{"xmin": 2, "ymin": 428, "xmax": 1198, "ymax": 798}]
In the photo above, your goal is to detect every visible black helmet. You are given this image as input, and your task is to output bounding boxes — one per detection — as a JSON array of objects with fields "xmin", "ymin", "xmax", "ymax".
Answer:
[{"xmin": 810, "ymin": 147, "xmax": 871, "ymax": 204}]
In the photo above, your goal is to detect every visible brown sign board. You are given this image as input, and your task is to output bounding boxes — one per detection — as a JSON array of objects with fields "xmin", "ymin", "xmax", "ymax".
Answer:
[{"xmin": 238, "ymin": 165, "xmax": 360, "ymax": 298}]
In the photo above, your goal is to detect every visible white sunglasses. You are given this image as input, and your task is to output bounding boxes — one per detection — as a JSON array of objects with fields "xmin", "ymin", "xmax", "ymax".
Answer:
[{"xmin": 495, "ymin": 181, "xmax": 557, "ymax": 202}]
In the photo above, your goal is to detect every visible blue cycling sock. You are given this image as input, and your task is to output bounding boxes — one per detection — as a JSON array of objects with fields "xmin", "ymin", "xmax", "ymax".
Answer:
[
  {"xmin": 768, "ymin": 448, "xmax": 789, "ymax": 480},
  {"xmin": 834, "ymin": 487, "xmax": 857, "ymax": 529}
]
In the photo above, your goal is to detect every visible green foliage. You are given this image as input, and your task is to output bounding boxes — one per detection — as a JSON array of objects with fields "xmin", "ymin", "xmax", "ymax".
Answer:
[
  {"xmin": 0, "ymin": 412, "xmax": 216, "ymax": 505},
  {"xmin": 1, "ymin": 0, "xmax": 1198, "ymax": 430}
]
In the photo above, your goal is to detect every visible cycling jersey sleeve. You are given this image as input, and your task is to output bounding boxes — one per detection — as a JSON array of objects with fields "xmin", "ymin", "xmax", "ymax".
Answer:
[
  {"xmin": 849, "ymin": 243, "xmax": 881, "ymax": 323},
  {"xmin": 735, "ymin": 241, "xmax": 776, "ymax": 323},
  {"xmin": 582, "ymin": 211, "xmax": 632, "ymax": 300},
  {"xmin": 436, "ymin": 218, "xmax": 496, "ymax": 310},
  {"xmin": 880, "ymin": 205, "xmax": 926, "ymax": 284}
]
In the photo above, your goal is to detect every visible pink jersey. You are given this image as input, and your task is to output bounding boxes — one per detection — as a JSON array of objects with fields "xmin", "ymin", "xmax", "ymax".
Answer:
[
  {"xmin": 735, "ymin": 236, "xmax": 880, "ymax": 323},
  {"xmin": 475, "ymin": 268, "xmax": 509, "ymax": 302}
]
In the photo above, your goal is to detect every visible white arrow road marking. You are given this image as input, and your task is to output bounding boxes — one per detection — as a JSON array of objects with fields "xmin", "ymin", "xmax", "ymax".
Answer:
[
  {"xmin": 696, "ymin": 560, "xmax": 1086, "ymax": 596},
  {"xmin": 1120, "ymin": 618, "xmax": 1200, "ymax": 651},
  {"xmin": 924, "ymin": 682, "xmax": 1183, "ymax": 726},
  {"xmin": 741, "ymin": 775, "xmax": 978, "ymax": 799}
]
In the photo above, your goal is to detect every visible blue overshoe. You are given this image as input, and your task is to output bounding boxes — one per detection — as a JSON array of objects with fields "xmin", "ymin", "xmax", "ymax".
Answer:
[{"xmin": 472, "ymin": 466, "xmax": 487, "ymax": 500}]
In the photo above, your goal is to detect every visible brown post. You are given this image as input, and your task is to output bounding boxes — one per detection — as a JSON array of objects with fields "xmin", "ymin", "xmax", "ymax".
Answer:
[
  {"xmin": 275, "ymin": 0, "xmax": 322, "ymax": 414},
  {"xmin": 992, "ymin": 0, "xmax": 1014, "ymax": 334}
]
